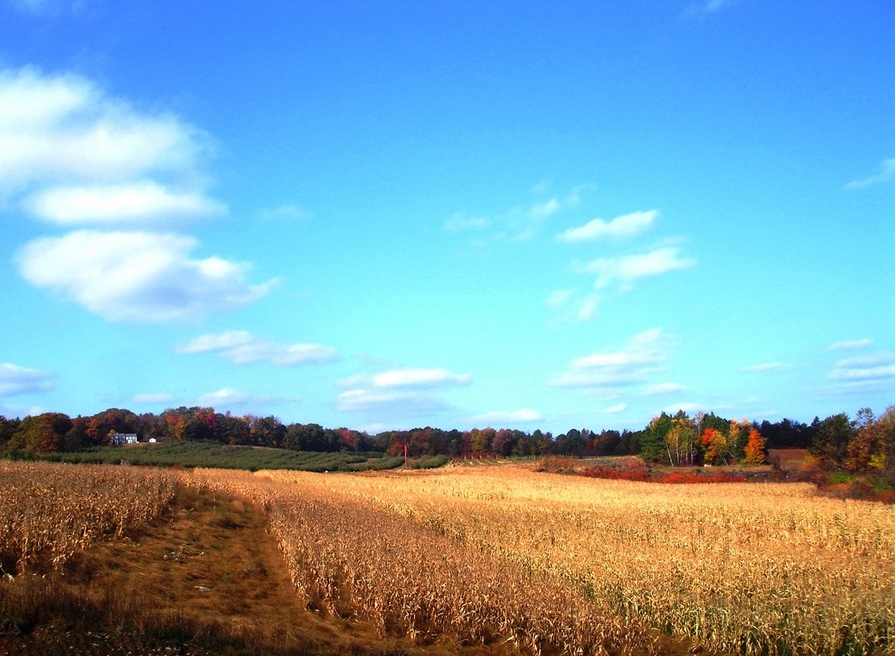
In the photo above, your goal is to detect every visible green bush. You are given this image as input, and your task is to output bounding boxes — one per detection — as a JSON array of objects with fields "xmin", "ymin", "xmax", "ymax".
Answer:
[
  {"xmin": 409, "ymin": 454, "xmax": 449, "ymax": 469},
  {"xmin": 2, "ymin": 441, "xmax": 402, "ymax": 473},
  {"xmin": 829, "ymin": 471, "xmax": 853, "ymax": 485}
]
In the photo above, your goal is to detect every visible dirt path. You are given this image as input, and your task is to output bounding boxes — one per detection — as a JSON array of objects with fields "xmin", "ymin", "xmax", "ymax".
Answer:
[{"xmin": 0, "ymin": 484, "xmax": 466, "ymax": 655}]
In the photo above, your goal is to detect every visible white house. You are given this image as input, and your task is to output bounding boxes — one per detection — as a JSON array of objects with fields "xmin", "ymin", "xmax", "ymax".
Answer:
[{"xmin": 110, "ymin": 433, "xmax": 138, "ymax": 445}]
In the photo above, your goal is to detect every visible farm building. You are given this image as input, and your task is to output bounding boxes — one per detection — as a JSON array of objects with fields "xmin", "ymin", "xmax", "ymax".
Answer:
[{"xmin": 109, "ymin": 433, "xmax": 138, "ymax": 445}]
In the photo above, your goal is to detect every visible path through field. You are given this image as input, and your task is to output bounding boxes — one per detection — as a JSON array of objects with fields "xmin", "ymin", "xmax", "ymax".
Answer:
[{"xmin": 0, "ymin": 484, "xmax": 488, "ymax": 656}]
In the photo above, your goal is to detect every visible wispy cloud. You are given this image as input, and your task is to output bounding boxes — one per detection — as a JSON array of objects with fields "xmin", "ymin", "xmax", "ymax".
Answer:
[
  {"xmin": 684, "ymin": 0, "xmax": 735, "ymax": 18},
  {"xmin": 703, "ymin": 0, "xmax": 733, "ymax": 11},
  {"xmin": 0, "ymin": 363, "xmax": 54, "ymax": 396},
  {"xmin": 549, "ymin": 328, "xmax": 668, "ymax": 391},
  {"xmin": 601, "ymin": 403, "xmax": 627, "ymax": 414},
  {"xmin": 335, "ymin": 389, "xmax": 448, "ymax": 416},
  {"xmin": 642, "ymin": 382, "xmax": 684, "ymax": 396},
  {"xmin": 25, "ymin": 182, "xmax": 225, "ymax": 225},
  {"xmin": 845, "ymin": 158, "xmax": 895, "ymax": 190},
  {"xmin": 663, "ymin": 402, "xmax": 703, "ymax": 414},
  {"xmin": 7, "ymin": 0, "xmax": 84, "ymax": 15},
  {"xmin": 256, "ymin": 204, "xmax": 311, "ymax": 222},
  {"xmin": 557, "ymin": 210, "xmax": 657, "ymax": 243},
  {"xmin": 17, "ymin": 231, "xmax": 277, "ymax": 323},
  {"xmin": 546, "ymin": 289, "xmax": 601, "ymax": 324},
  {"xmin": 827, "ymin": 339, "xmax": 873, "ymax": 352},
  {"xmin": 829, "ymin": 353, "xmax": 895, "ymax": 383},
  {"xmin": 742, "ymin": 362, "xmax": 791, "ymax": 372},
  {"xmin": 441, "ymin": 212, "xmax": 490, "ymax": 233},
  {"xmin": 335, "ymin": 366, "xmax": 470, "ymax": 420},
  {"xmin": 373, "ymin": 369, "xmax": 471, "ymax": 390},
  {"xmin": 443, "ymin": 187, "xmax": 584, "ymax": 241},
  {"xmin": 197, "ymin": 387, "xmax": 301, "ymax": 409},
  {"xmin": 577, "ymin": 247, "xmax": 695, "ymax": 292},
  {"xmin": 179, "ymin": 330, "xmax": 338, "ymax": 366},
  {"xmin": 467, "ymin": 408, "xmax": 542, "ymax": 425},
  {"xmin": 132, "ymin": 392, "xmax": 175, "ymax": 404}
]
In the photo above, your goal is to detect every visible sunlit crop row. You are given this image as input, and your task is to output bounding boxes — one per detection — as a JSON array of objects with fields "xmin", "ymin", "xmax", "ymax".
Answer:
[
  {"xmin": 189, "ymin": 467, "xmax": 652, "ymax": 654},
  {"xmin": 0, "ymin": 461, "xmax": 175, "ymax": 573},
  {"xmin": 239, "ymin": 466, "xmax": 893, "ymax": 655}
]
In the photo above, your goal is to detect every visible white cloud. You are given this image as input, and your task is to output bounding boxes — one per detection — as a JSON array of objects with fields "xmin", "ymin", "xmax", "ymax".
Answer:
[
  {"xmin": 742, "ymin": 362, "xmax": 790, "ymax": 372},
  {"xmin": 827, "ymin": 339, "xmax": 873, "ymax": 352},
  {"xmin": 132, "ymin": 392, "xmax": 175, "ymax": 404},
  {"xmin": 602, "ymin": 403, "xmax": 627, "ymax": 414},
  {"xmin": 557, "ymin": 210, "xmax": 658, "ymax": 243},
  {"xmin": 335, "ymin": 365, "xmax": 469, "ymax": 419},
  {"xmin": 579, "ymin": 247, "xmax": 695, "ymax": 292},
  {"xmin": 550, "ymin": 328, "xmax": 668, "ymax": 390},
  {"xmin": 467, "ymin": 409, "xmax": 542, "ymax": 425},
  {"xmin": 257, "ymin": 204, "xmax": 311, "ymax": 222},
  {"xmin": 0, "ymin": 363, "xmax": 54, "ymax": 396},
  {"xmin": 25, "ymin": 182, "xmax": 225, "ymax": 225},
  {"xmin": 643, "ymin": 382, "xmax": 684, "ymax": 396},
  {"xmin": 0, "ymin": 67, "xmax": 210, "ymax": 197},
  {"xmin": 845, "ymin": 158, "xmax": 895, "ymax": 190},
  {"xmin": 829, "ymin": 354, "xmax": 895, "ymax": 382},
  {"xmin": 444, "ymin": 187, "xmax": 583, "ymax": 241},
  {"xmin": 179, "ymin": 330, "xmax": 338, "ymax": 366},
  {"xmin": 373, "ymin": 368, "xmax": 471, "ymax": 390},
  {"xmin": 8, "ymin": 0, "xmax": 81, "ymax": 15},
  {"xmin": 703, "ymin": 0, "xmax": 733, "ymax": 11},
  {"xmin": 197, "ymin": 387, "xmax": 300, "ymax": 408},
  {"xmin": 16, "ymin": 230, "xmax": 277, "ymax": 323},
  {"xmin": 335, "ymin": 389, "xmax": 447, "ymax": 416},
  {"xmin": 546, "ymin": 289, "xmax": 601, "ymax": 324},
  {"xmin": 442, "ymin": 212, "xmax": 490, "ymax": 232},
  {"xmin": 529, "ymin": 198, "xmax": 563, "ymax": 219},
  {"xmin": 663, "ymin": 402, "xmax": 703, "ymax": 414}
]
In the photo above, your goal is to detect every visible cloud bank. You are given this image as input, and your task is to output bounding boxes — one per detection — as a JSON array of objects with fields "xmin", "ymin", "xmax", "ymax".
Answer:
[
  {"xmin": 0, "ymin": 363, "xmax": 54, "ymax": 396},
  {"xmin": 17, "ymin": 231, "xmax": 276, "ymax": 323},
  {"xmin": 336, "ymin": 366, "xmax": 470, "ymax": 420},
  {"xmin": 2, "ymin": 66, "xmax": 276, "ymax": 324},
  {"xmin": 179, "ymin": 330, "xmax": 338, "ymax": 366},
  {"xmin": 550, "ymin": 328, "xmax": 668, "ymax": 390}
]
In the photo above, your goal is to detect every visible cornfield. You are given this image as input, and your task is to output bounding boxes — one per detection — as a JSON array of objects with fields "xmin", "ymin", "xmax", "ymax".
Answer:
[
  {"xmin": 0, "ymin": 461, "xmax": 175, "ymax": 573},
  {"xmin": 3, "ymin": 460, "xmax": 894, "ymax": 654},
  {"xmin": 192, "ymin": 465, "xmax": 895, "ymax": 655}
]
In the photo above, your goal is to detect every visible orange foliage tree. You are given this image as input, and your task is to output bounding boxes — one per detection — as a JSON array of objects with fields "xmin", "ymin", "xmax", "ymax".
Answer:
[{"xmin": 742, "ymin": 428, "xmax": 767, "ymax": 465}]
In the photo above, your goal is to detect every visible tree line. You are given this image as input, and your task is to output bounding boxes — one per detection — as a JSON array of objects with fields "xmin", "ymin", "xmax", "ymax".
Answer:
[{"xmin": 0, "ymin": 405, "xmax": 892, "ymax": 480}]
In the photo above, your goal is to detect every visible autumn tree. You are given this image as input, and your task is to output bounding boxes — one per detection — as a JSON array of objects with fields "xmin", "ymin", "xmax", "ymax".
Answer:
[
  {"xmin": 665, "ymin": 412, "xmax": 697, "ymax": 466},
  {"xmin": 217, "ymin": 413, "xmax": 251, "ymax": 445},
  {"xmin": 742, "ymin": 427, "xmax": 767, "ymax": 465},
  {"xmin": 0, "ymin": 415, "xmax": 21, "ymax": 448},
  {"xmin": 701, "ymin": 427, "xmax": 730, "ymax": 465},
  {"xmin": 8, "ymin": 413, "xmax": 73, "ymax": 453}
]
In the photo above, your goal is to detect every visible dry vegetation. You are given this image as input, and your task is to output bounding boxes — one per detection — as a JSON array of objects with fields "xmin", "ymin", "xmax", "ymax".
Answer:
[
  {"xmin": 194, "ymin": 465, "xmax": 895, "ymax": 655},
  {"xmin": 2, "ymin": 461, "xmax": 894, "ymax": 655},
  {"xmin": 0, "ymin": 461, "xmax": 175, "ymax": 574}
]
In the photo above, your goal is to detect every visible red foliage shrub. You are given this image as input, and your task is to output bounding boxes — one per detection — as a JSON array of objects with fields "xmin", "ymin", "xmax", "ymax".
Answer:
[
  {"xmin": 655, "ymin": 470, "xmax": 747, "ymax": 484},
  {"xmin": 580, "ymin": 465, "xmax": 649, "ymax": 482}
]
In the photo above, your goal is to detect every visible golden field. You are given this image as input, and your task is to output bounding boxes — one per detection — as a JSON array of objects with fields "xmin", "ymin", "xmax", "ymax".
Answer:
[{"xmin": 2, "ymin": 460, "xmax": 894, "ymax": 655}]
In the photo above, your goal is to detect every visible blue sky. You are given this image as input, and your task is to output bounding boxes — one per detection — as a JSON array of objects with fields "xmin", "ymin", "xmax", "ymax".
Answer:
[{"xmin": 1, "ymin": 0, "xmax": 893, "ymax": 434}]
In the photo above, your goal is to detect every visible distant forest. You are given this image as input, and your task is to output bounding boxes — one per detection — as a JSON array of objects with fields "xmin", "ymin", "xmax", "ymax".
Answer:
[{"xmin": 2, "ymin": 405, "xmax": 892, "ymax": 478}]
